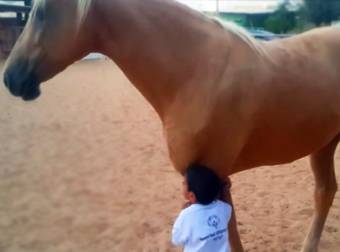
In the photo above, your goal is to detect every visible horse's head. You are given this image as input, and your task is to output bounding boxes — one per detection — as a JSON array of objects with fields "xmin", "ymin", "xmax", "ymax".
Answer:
[{"xmin": 3, "ymin": 0, "xmax": 94, "ymax": 101}]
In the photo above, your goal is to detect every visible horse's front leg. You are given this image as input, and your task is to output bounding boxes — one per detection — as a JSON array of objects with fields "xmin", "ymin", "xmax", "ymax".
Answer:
[{"xmin": 220, "ymin": 177, "xmax": 244, "ymax": 252}]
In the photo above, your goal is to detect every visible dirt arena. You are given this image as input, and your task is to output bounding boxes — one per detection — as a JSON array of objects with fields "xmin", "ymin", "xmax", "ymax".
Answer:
[{"xmin": 0, "ymin": 60, "xmax": 339, "ymax": 252}]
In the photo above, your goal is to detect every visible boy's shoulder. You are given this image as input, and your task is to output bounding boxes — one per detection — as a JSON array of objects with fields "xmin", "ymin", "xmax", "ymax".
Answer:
[
  {"xmin": 180, "ymin": 200, "xmax": 232, "ymax": 216},
  {"xmin": 216, "ymin": 200, "xmax": 232, "ymax": 210},
  {"xmin": 178, "ymin": 203, "xmax": 202, "ymax": 217}
]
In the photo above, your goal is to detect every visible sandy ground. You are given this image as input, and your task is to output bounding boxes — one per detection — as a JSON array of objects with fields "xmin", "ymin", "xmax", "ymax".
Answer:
[{"xmin": 0, "ymin": 60, "xmax": 339, "ymax": 252}]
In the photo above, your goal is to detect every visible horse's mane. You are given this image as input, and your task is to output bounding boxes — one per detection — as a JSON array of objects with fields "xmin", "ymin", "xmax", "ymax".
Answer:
[
  {"xmin": 77, "ymin": 0, "xmax": 93, "ymax": 28},
  {"xmin": 32, "ymin": 0, "xmax": 92, "ymax": 30},
  {"xmin": 212, "ymin": 17, "xmax": 267, "ymax": 57}
]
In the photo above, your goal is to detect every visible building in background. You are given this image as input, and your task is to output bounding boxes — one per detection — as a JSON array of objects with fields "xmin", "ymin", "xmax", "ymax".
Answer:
[{"xmin": 176, "ymin": 0, "xmax": 303, "ymax": 27}]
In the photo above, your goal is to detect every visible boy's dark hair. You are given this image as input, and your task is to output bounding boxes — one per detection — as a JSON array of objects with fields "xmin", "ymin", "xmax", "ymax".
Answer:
[{"xmin": 186, "ymin": 164, "xmax": 222, "ymax": 205}]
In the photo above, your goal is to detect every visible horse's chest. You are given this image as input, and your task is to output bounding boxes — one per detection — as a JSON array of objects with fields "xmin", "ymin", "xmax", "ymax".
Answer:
[{"xmin": 163, "ymin": 115, "xmax": 248, "ymax": 174}]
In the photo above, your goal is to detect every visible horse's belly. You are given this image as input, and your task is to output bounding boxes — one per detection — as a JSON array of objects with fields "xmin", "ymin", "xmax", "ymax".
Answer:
[
  {"xmin": 234, "ymin": 71, "xmax": 340, "ymax": 170},
  {"xmin": 235, "ymin": 118, "xmax": 340, "ymax": 170}
]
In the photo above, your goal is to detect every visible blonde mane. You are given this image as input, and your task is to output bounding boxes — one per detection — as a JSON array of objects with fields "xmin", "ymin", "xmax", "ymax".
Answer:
[
  {"xmin": 31, "ymin": 0, "xmax": 46, "ymax": 17},
  {"xmin": 77, "ymin": 0, "xmax": 93, "ymax": 29},
  {"xmin": 31, "ymin": 0, "xmax": 92, "ymax": 31}
]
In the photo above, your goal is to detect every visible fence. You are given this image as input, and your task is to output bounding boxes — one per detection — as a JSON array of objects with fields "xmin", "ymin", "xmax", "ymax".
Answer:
[
  {"xmin": 0, "ymin": 0, "xmax": 31, "ymax": 58},
  {"xmin": 176, "ymin": 0, "xmax": 302, "ymax": 14}
]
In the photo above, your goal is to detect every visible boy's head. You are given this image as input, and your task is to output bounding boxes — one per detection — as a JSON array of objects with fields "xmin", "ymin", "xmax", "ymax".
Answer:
[{"xmin": 183, "ymin": 164, "xmax": 222, "ymax": 205}]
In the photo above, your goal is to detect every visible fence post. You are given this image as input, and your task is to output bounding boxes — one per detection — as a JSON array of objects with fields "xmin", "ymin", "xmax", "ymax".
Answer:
[{"xmin": 24, "ymin": 0, "xmax": 32, "ymax": 22}]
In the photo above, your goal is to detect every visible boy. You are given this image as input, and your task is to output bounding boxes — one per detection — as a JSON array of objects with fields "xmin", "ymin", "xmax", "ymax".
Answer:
[{"xmin": 172, "ymin": 164, "xmax": 232, "ymax": 252}]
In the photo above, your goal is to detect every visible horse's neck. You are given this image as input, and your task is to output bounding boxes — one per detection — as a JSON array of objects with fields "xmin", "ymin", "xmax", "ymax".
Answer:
[{"xmin": 90, "ymin": 0, "xmax": 230, "ymax": 118}]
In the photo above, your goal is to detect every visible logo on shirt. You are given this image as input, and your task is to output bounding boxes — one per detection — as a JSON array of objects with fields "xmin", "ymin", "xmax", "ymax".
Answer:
[{"xmin": 207, "ymin": 215, "xmax": 220, "ymax": 229}]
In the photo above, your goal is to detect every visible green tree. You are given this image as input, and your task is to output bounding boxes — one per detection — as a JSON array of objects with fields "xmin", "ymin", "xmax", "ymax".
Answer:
[
  {"xmin": 264, "ymin": 4, "xmax": 297, "ymax": 33},
  {"xmin": 304, "ymin": 0, "xmax": 340, "ymax": 26}
]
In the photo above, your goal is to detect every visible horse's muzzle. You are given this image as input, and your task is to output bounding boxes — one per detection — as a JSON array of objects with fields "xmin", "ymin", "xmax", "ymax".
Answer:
[{"xmin": 3, "ymin": 64, "xmax": 41, "ymax": 101}]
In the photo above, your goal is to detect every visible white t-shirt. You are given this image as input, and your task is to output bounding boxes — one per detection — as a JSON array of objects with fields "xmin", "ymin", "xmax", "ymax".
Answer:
[{"xmin": 172, "ymin": 200, "xmax": 232, "ymax": 252}]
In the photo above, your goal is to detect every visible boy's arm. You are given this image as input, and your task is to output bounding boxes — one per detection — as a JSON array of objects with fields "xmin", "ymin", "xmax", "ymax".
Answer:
[{"xmin": 172, "ymin": 213, "xmax": 189, "ymax": 246}]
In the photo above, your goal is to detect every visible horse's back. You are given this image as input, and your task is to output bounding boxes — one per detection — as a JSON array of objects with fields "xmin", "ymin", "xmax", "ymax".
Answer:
[{"xmin": 266, "ymin": 26, "xmax": 340, "ymax": 68}]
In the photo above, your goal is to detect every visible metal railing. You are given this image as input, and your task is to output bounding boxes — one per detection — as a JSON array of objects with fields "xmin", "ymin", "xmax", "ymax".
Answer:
[
  {"xmin": 0, "ymin": 0, "xmax": 32, "ymax": 56},
  {"xmin": 176, "ymin": 0, "xmax": 302, "ymax": 15},
  {"xmin": 0, "ymin": 0, "xmax": 32, "ymax": 26}
]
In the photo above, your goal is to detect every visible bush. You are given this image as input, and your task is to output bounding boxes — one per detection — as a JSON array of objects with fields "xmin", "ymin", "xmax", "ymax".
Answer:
[
  {"xmin": 304, "ymin": 0, "xmax": 340, "ymax": 26},
  {"xmin": 264, "ymin": 4, "xmax": 297, "ymax": 33}
]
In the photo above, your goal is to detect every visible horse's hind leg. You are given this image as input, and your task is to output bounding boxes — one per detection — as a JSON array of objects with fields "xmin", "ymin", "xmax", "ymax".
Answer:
[{"xmin": 301, "ymin": 136, "xmax": 339, "ymax": 252}]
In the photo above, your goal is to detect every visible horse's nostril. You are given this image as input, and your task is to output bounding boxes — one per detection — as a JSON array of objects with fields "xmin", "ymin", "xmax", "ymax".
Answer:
[{"xmin": 3, "ymin": 69, "xmax": 23, "ymax": 97}]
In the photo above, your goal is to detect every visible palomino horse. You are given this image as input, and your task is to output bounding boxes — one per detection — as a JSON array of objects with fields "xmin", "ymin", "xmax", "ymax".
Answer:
[{"xmin": 3, "ymin": 0, "xmax": 340, "ymax": 251}]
